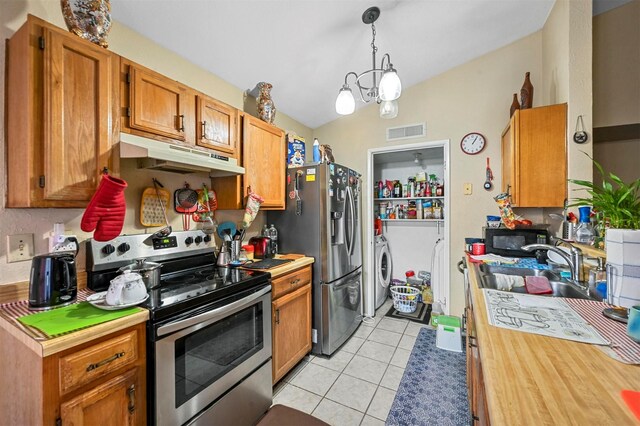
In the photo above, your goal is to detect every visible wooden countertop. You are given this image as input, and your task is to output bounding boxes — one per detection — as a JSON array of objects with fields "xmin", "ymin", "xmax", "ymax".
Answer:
[
  {"xmin": 468, "ymin": 260, "xmax": 639, "ymax": 425},
  {"xmin": 0, "ymin": 308, "xmax": 148, "ymax": 358},
  {"xmin": 244, "ymin": 254, "xmax": 314, "ymax": 279}
]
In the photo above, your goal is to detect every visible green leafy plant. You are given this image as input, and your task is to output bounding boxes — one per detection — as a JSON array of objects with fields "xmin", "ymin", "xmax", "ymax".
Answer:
[{"xmin": 569, "ymin": 156, "xmax": 640, "ymax": 230}]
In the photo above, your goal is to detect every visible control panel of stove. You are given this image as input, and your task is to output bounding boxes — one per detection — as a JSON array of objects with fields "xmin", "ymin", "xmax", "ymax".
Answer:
[{"xmin": 88, "ymin": 230, "xmax": 216, "ymax": 268}]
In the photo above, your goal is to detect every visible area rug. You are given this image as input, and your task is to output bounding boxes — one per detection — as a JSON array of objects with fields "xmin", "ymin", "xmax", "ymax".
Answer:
[
  {"xmin": 386, "ymin": 328, "xmax": 470, "ymax": 426},
  {"xmin": 385, "ymin": 302, "xmax": 432, "ymax": 325}
]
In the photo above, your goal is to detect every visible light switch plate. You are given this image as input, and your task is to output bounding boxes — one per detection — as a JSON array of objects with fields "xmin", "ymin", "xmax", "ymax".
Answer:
[
  {"xmin": 7, "ymin": 233, "xmax": 35, "ymax": 263},
  {"xmin": 463, "ymin": 183, "xmax": 473, "ymax": 195}
]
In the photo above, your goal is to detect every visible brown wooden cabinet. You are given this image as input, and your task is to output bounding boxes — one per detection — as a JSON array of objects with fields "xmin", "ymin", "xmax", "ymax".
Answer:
[
  {"xmin": 6, "ymin": 14, "xmax": 119, "ymax": 208},
  {"xmin": 213, "ymin": 114, "xmax": 286, "ymax": 210},
  {"xmin": 196, "ymin": 95, "xmax": 238, "ymax": 156},
  {"xmin": 271, "ymin": 265, "xmax": 312, "ymax": 384},
  {"xmin": 0, "ymin": 322, "xmax": 146, "ymax": 426},
  {"xmin": 501, "ymin": 103, "xmax": 567, "ymax": 207},
  {"xmin": 127, "ymin": 63, "xmax": 189, "ymax": 142}
]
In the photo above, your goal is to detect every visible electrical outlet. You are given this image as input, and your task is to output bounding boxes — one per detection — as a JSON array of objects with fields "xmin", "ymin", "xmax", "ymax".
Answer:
[
  {"xmin": 463, "ymin": 183, "xmax": 473, "ymax": 195},
  {"xmin": 7, "ymin": 234, "xmax": 35, "ymax": 263},
  {"xmin": 49, "ymin": 235, "xmax": 78, "ymax": 254}
]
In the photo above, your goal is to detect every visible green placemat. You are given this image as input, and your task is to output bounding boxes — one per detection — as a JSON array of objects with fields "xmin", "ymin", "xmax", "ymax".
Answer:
[{"xmin": 18, "ymin": 302, "xmax": 141, "ymax": 337}]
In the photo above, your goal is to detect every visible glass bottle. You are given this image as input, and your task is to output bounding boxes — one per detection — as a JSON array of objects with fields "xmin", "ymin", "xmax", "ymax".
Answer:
[
  {"xmin": 574, "ymin": 206, "xmax": 595, "ymax": 245},
  {"xmin": 261, "ymin": 224, "xmax": 269, "ymax": 237},
  {"xmin": 393, "ymin": 180, "xmax": 401, "ymax": 198}
]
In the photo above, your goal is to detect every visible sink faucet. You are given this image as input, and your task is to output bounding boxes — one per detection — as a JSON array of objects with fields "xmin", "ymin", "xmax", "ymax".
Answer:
[{"xmin": 521, "ymin": 242, "xmax": 585, "ymax": 288}]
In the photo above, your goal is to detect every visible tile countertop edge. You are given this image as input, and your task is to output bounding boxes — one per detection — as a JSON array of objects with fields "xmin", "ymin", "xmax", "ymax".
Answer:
[
  {"xmin": 467, "ymin": 257, "xmax": 639, "ymax": 425},
  {"xmin": 0, "ymin": 309, "xmax": 149, "ymax": 358}
]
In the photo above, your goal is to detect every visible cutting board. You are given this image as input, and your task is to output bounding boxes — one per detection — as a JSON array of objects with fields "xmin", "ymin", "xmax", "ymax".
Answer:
[
  {"xmin": 18, "ymin": 302, "xmax": 141, "ymax": 337},
  {"xmin": 140, "ymin": 187, "xmax": 170, "ymax": 226}
]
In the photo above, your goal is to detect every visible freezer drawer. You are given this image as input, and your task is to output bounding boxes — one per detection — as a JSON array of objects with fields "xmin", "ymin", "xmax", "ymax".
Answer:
[{"xmin": 321, "ymin": 268, "xmax": 362, "ymax": 355}]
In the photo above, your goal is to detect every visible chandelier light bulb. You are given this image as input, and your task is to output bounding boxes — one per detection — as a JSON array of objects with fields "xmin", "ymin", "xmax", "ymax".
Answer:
[
  {"xmin": 335, "ymin": 86, "xmax": 356, "ymax": 115},
  {"xmin": 379, "ymin": 100, "xmax": 398, "ymax": 119},
  {"xmin": 379, "ymin": 67, "xmax": 402, "ymax": 101}
]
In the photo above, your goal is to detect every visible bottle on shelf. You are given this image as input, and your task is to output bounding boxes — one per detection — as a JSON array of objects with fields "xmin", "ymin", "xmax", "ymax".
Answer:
[
  {"xmin": 268, "ymin": 224, "xmax": 278, "ymax": 254},
  {"xmin": 313, "ymin": 138, "xmax": 321, "ymax": 163},
  {"xmin": 425, "ymin": 181, "xmax": 432, "ymax": 197},
  {"xmin": 393, "ymin": 180, "xmax": 402, "ymax": 198},
  {"xmin": 416, "ymin": 199, "xmax": 423, "ymax": 219},
  {"xmin": 261, "ymin": 224, "xmax": 269, "ymax": 236},
  {"xmin": 408, "ymin": 177, "xmax": 416, "ymax": 198},
  {"xmin": 378, "ymin": 181, "xmax": 384, "ymax": 198},
  {"xmin": 575, "ymin": 206, "xmax": 595, "ymax": 245}
]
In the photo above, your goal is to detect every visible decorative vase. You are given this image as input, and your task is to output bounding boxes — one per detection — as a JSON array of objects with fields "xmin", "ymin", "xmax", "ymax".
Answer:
[
  {"xmin": 256, "ymin": 82, "xmax": 276, "ymax": 124},
  {"xmin": 61, "ymin": 0, "xmax": 112, "ymax": 48},
  {"xmin": 510, "ymin": 93, "xmax": 520, "ymax": 117},
  {"xmin": 520, "ymin": 72, "xmax": 534, "ymax": 109}
]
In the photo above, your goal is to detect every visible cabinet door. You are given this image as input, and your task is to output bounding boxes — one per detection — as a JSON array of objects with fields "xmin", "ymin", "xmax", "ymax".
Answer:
[
  {"xmin": 43, "ymin": 28, "xmax": 113, "ymax": 201},
  {"xmin": 60, "ymin": 368, "xmax": 141, "ymax": 426},
  {"xmin": 130, "ymin": 65, "xmax": 186, "ymax": 141},
  {"xmin": 196, "ymin": 95, "xmax": 238, "ymax": 157},
  {"xmin": 500, "ymin": 115, "xmax": 517, "ymax": 202},
  {"xmin": 243, "ymin": 116, "xmax": 286, "ymax": 209},
  {"xmin": 272, "ymin": 283, "xmax": 312, "ymax": 383}
]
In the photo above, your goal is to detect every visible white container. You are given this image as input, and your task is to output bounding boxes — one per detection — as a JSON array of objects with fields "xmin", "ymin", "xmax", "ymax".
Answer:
[{"xmin": 435, "ymin": 315, "xmax": 462, "ymax": 352}]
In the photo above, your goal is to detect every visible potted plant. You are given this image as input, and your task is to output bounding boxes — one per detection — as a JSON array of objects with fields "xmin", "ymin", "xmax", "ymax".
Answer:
[
  {"xmin": 569, "ymin": 157, "xmax": 640, "ymax": 310},
  {"xmin": 569, "ymin": 157, "xmax": 640, "ymax": 237}
]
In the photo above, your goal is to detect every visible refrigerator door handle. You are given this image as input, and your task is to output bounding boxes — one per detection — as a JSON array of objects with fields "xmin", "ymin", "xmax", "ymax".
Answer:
[
  {"xmin": 345, "ymin": 186, "xmax": 356, "ymax": 256},
  {"xmin": 332, "ymin": 270, "xmax": 362, "ymax": 290}
]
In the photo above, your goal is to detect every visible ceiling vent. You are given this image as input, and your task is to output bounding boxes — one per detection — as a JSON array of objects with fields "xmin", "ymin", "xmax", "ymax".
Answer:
[{"xmin": 386, "ymin": 123, "xmax": 426, "ymax": 141}]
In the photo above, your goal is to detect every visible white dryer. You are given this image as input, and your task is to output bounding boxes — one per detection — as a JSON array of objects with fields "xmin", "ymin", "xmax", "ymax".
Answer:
[{"xmin": 374, "ymin": 235, "xmax": 393, "ymax": 310}]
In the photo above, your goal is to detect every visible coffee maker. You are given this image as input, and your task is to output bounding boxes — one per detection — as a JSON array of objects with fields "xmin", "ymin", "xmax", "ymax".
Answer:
[{"xmin": 29, "ymin": 253, "xmax": 77, "ymax": 310}]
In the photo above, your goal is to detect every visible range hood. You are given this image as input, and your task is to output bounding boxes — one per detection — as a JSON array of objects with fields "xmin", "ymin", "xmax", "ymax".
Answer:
[{"xmin": 119, "ymin": 133, "xmax": 244, "ymax": 176}]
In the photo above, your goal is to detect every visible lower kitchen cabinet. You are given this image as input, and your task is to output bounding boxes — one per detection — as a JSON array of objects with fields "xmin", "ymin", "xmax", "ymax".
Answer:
[
  {"xmin": 0, "ymin": 322, "xmax": 146, "ymax": 426},
  {"xmin": 466, "ymin": 306, "xmax": 490, "ymax": 425},
  {"xmin": 271, "ymin": 265, "xmax": 312, "ymax": 384}
]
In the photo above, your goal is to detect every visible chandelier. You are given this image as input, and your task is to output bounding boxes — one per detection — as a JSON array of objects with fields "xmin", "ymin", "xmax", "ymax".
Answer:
[{"xmin": 335, "ymin": 6, "xmax": 402, "ymax": 119}]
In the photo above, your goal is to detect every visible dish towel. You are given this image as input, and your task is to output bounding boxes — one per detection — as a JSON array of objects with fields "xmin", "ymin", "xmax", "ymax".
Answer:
[
  {"xmin": 605, "ymin": 229, "xmax": 640, "ymax": 308},
  {"xmin": 493, "ymin": 273, "xmax": 524, "ymax": 291}
]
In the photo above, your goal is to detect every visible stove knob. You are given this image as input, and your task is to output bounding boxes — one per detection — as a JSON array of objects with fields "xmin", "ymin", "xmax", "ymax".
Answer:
[
  {"xmin": 117, "ymin": 243, "xmax": 130, "ymax": 253},
  {"xmin": 195, "ymin": 236, "xmax": 203, "ymax": 244},
  {"xmin": 185, "ymin": 237, "xmax": 194, "ymax": 245},
  {"xmin": 203, "ymin": 235, "xmax": 211, "ymax": 243},
  {"xmin": 102, "ymin": 244, "xmax": 115, "ymax": 255}
]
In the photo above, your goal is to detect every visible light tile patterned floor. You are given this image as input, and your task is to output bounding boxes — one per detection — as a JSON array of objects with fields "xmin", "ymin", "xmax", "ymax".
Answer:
[{"xmin": 273, "ymin": 298, "xmax": 432, "ymax": 425}]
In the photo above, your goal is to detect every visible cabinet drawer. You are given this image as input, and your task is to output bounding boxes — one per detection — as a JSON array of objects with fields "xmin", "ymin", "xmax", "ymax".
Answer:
[
  {"xmin": 272, "ymin": 266, "xmax": 311, "ymax": 299},
  {"xmin": 59, "ymin": 329, "xmax": 139, "ymax": 395}
]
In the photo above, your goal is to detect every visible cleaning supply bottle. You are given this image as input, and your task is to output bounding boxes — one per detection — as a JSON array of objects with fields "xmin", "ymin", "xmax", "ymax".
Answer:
[
  {"xmin": 313, "ymin": 138, "xmax": 321, "ymax": 163},
  {"xmin": 431, "ymin": 302, "xmax": 443, "ymax": 327},
  {"xmin": 268, "ymin": 224, "xmax": 278, "ymax": 255},
  {"xmin": 575, "ymin": 206, "xmax": 595, "ymax": 245},
  {"xmin": 592, "ymin": 257, "xmax": 607, "ymax": 298}
]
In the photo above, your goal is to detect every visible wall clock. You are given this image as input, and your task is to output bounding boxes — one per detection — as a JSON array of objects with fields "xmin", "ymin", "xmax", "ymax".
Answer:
[{"xmin": 460, "ymin": 132, "xmax": 486, "ymax": 155}]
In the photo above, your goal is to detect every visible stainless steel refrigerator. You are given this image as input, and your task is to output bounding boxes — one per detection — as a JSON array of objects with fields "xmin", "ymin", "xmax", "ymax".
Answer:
[{"xmin": 268, "ymin": 162, "xmax": 362, "ymax": 355}]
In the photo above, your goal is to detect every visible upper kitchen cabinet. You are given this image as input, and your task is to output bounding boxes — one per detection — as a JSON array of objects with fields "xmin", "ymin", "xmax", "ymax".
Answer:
[
  {"xmin": 196, "ymin": 95, "xmax": 238, "ymax": 156},
  {"xmin": 501, "ymin": 103, "xmax": 567, "ymax": 207},
  {"xmin": 213, "ymin": 115, "xmax": 286, "ymax": 210},
  {"xmin": 6, "ymin": 15, "xmax": 119, "ymax": 208},
  {"xmin": 123, "ymin": 61, "xmax": 193, "ymax": 143}
]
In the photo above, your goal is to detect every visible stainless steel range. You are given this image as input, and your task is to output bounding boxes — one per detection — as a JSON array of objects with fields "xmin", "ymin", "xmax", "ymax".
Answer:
[{"xmin": 87, "ymin": 231, "xmax": 273, "ymax": 426}]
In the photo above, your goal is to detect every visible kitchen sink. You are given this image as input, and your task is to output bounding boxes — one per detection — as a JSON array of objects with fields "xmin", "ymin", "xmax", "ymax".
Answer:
[{"xmin": 477, "ymin": 263, "xmax": 595, "ymax": 300}]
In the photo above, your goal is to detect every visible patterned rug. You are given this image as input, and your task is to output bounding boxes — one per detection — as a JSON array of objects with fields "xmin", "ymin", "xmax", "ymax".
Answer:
[{"xmin": 386, "ymin": 328, "xmax": 470, "ymax": 426}]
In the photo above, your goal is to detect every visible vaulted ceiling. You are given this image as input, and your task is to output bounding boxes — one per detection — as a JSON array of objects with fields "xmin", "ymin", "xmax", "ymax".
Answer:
[{"xmin": 111, "ymin": 0, "xmax": 560, "ymax": 129}]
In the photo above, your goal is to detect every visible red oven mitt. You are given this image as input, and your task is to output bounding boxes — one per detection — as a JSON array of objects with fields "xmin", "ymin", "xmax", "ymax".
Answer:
[{"xmin": 81, "ymin": 174, "xmax": 127, "ymax": 242}]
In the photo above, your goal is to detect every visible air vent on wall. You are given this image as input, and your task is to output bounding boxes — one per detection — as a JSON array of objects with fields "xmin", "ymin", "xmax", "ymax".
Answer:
[{"xmin": 386, "ymin": 123, "xmax": 426, "ymax": 141}]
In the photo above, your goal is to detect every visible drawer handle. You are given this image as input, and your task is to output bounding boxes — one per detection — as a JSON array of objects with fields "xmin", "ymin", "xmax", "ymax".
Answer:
[
  {"xmin": 275, "ymin": 308, "xmax": 280, "ymax": 325},
  {"xmin": 128, "ymin": 384, "xmax": 136, "ymax": 414},
  {"xmin": 290, "ymin": 278, "xmax": 301, "ymax": 286},
  {"xmin": 86, "ymin": 351, "xmax": 125, "ymax": 372},
  {"xmin": 468, "ymin": 335, "xmax": 477, "ymax": 348}
]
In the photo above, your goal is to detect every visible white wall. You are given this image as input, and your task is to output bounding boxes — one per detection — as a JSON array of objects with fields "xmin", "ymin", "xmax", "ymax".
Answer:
[{"xmin": 0, "ymin": 2, "xmax": 312, "ymax": 285}]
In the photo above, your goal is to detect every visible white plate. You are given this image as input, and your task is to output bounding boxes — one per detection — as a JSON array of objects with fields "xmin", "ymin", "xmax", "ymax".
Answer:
[
  {"xmin": 546, "ymin": 246, "xmax": 570, "ymax": 266},
  {"xmin": 87, "ymin": 292, "xmax": 149, "ymax": 311}
]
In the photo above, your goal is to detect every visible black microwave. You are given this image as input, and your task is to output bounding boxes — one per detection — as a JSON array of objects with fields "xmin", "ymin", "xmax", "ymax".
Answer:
[{"xmin": 483, "ymin": 226, "xmax": 549, "ymax": 257}]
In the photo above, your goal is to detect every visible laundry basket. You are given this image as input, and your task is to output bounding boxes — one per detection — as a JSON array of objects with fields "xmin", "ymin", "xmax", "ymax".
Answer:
[{"xmin": 390, "ymin": 285, "xmax": 420, "ymax": 313}]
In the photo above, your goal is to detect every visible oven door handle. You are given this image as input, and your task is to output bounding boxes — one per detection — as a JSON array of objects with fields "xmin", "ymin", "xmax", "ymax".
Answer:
[{"xmin": 157, "ymin": 285, "xmax": 271, "ymax": 337}]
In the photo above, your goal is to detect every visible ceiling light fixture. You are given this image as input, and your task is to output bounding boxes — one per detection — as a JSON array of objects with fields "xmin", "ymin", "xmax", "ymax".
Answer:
[
  {"xmin": 335, "ymin": 6, "xmax": 402, "ymax": 119},
  {"xmin": 414, "ymin": 153, "xmax": 422, "ymax": 164}
]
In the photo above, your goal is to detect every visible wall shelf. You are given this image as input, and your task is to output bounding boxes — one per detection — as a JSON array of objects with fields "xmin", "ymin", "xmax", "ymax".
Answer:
[
  {"xmin": 374, "ymin": 197, "xmax": 444, "ymax": 202},
  {"xmin": 381, "ymin": 219, "xmax": 444, "ymax": 223}
]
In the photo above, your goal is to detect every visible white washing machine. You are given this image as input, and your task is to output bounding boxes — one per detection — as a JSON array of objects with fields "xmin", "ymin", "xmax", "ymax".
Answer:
[{"xmin": 374, "ymin": 235, "xmax": 393, "ymax": 310}]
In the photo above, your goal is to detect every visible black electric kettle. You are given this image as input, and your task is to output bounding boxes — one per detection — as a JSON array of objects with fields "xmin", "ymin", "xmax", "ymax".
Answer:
[{"xmin": 29, "ymin": 253, "xmax": 78, "ymax": 310}]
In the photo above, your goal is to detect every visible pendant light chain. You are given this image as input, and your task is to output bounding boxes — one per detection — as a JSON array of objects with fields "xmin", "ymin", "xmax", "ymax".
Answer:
[{"xmin": 371, "ymin": 22, "xmax": 378, "ymax": 54}]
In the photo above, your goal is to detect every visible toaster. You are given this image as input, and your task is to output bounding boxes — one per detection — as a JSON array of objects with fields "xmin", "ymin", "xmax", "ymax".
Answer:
[{"xmin": 248, "ymin": 237, "xmax": 274, "ymax": 259}]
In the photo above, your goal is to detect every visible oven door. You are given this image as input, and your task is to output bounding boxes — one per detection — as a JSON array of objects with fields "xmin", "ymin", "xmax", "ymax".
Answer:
[{"xmin": 154, "ymin": 285, "xmax": 272, "ymax": 426}]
